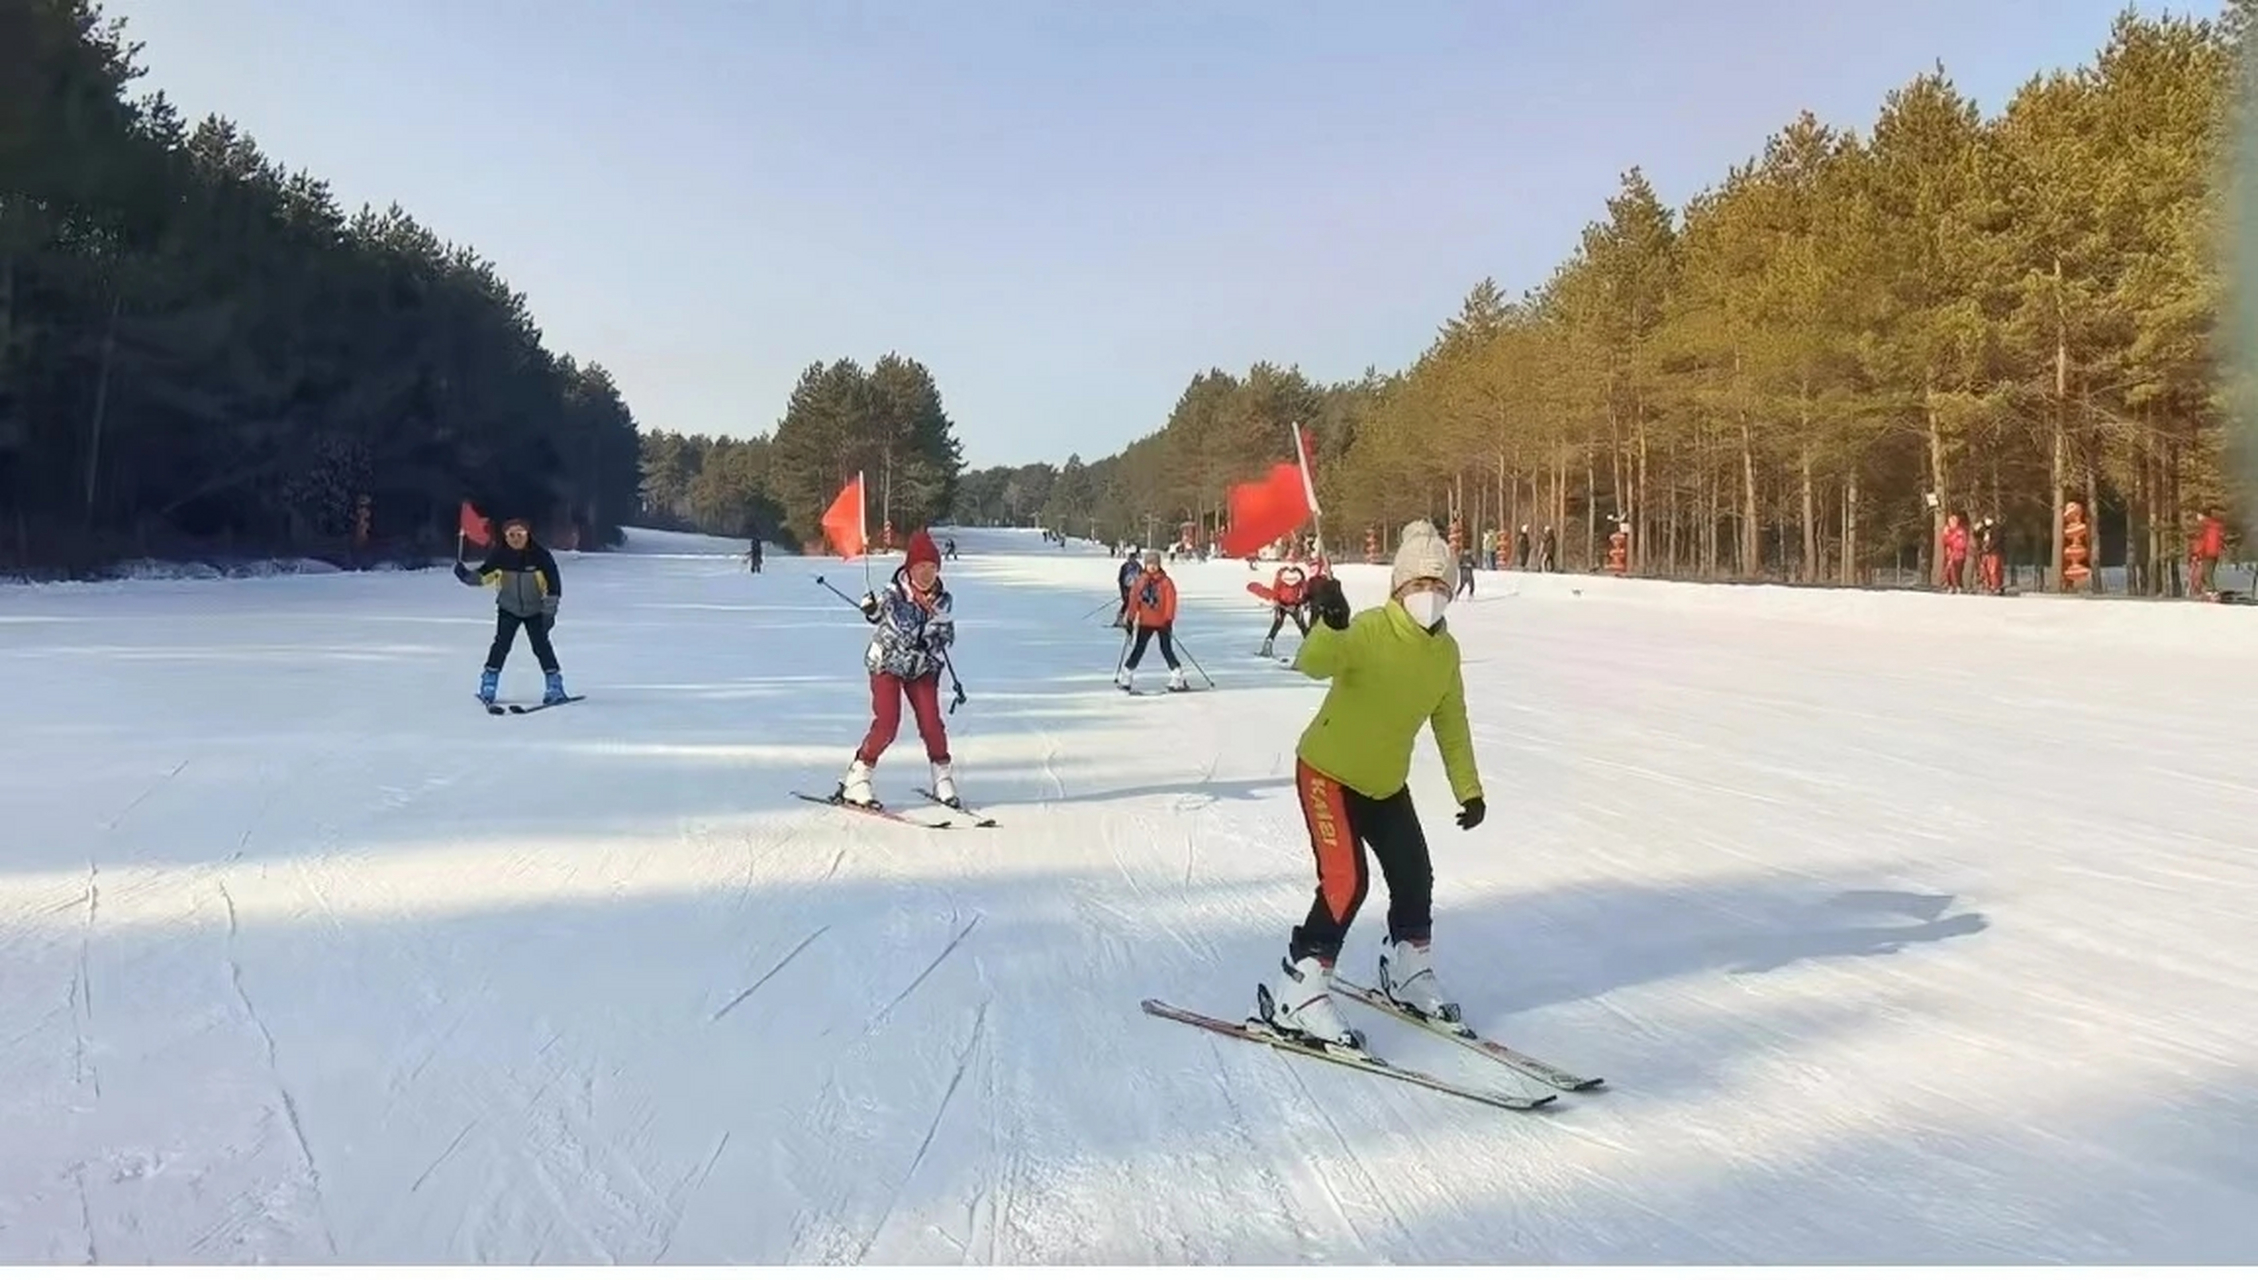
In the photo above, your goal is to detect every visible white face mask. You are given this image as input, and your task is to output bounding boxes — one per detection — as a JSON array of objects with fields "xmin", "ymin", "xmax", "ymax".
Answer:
[{"xmin": 1400, "ymin": 589, "xmax": 1448, "ymax": 631}]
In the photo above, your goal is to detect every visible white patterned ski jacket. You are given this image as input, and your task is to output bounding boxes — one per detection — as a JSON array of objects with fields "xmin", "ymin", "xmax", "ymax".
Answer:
[{"xmin": 860, "ymin": 571, "xmax": 955, "ymax": 680}]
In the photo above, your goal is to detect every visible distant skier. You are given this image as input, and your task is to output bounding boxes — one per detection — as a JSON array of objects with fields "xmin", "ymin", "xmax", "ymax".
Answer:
[
  {"xmin": 1118, "ymin": 549, "xmax": 1189, "ymax": 692},
  {"xmin": 1259, "ymin": 562, "xmax": 1310, "ymax": 657},
  {"xmin": 1456, "ymin": 546, "xmax": 1476, "ymax": 598},
  {"xmin": 747, "ymin": 536, "xmax": 764, "ymax": 573},
  {"xmin": 2190, "ymin": 507, "xmax": 2225, "ymax": 599},
  {"xmin": 1976, "ymin": 517, "xmax": 2005, "ymax": 595},
  {"xmin": 1113, "ymin": 548, "xmax": 1143, "ymax": 630},
  {"xmin": 1941, "ymin": 512, "xmax": 1970, "ymax": 593},
  {"xmin": 834, "ymin": 529, "xmax": 958, "ymax": 809},
  {"xmin": 1254, "ymin": 519, "xmax": 1484, "ymax": 1052},
  {"xmin": 456, "ymin": 516, "xmax": 570, "ymax": 706}
]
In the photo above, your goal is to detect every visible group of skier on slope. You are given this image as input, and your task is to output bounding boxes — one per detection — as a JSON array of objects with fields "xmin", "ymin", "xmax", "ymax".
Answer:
[{"xmin": 456, "ymin": 515, "xmax": 1485, "ymax": 1058}]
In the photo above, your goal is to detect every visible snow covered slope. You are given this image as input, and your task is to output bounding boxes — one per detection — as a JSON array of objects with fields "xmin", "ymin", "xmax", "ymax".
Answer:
[
  {"xmin": 612, "ymin": 526, "xmax": 774, "ymax": 558},
  {"xmin": 2, "ymin": 539, "xmax": 2255, "ymax": 1263}
]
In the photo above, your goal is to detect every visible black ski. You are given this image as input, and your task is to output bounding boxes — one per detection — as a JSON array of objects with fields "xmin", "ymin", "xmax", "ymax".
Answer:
[
  {"xmin": 914, "ymin": 788, "xmax": 998, "ymax": 827},
  {"xmin": 509, "ymin": 695, "xmax": 585, "ymax": 714},
  {"xmin": 791, "ymin": 791, "xmax": 954, "ymax": 829},
  {"xmin": 1141, "ymin": 999, "xmax": 1554, "ymax": 1112},
  {"xmin": 479, "ymin": 694, "xmax": 585, "ymax": 715},
  {"xmin": 1331, "ymin": 976, "xmax": 1604, "ymax": 1093}
]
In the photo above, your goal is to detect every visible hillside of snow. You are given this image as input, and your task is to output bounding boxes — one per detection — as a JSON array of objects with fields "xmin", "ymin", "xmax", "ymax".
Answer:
[{"xmin": 1, "ymin": 526, "xmax": 2253, "ymax": 1263}]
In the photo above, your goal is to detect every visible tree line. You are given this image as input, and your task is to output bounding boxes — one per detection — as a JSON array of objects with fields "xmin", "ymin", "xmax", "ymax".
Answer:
[
  {"xmin": 1, "ymin": 0, "xmax": 642, "ymax": 574},
  {"xmin": 987, "ymin": 6, "xmax": 2255, "ymax": 591},
  {"xmin": 637, "ymin": 353, "xmax": 965, "ymax": 550}
]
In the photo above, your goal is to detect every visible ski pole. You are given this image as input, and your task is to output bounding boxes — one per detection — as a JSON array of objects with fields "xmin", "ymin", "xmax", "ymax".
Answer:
[
  {"xmin": 812, "ymin": 574, "xmax": 867, "ymax": 612},
  {"xmin": 1171, "ymin": 634, "xmax": 1217, "ymax": 689},
  {"xmin": 944, "ymin": 653, "xmax": 967, "ymax": 714}
]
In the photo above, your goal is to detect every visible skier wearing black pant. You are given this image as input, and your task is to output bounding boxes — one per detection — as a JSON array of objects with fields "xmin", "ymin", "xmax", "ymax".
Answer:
[
  {"xmin": 1259, "ymin": 562, "xmax": 1311, "ymax": 657},
  {"xmin": 457, "ymin": 516, "xmax": 571, "ymax": 706},
  {"xmin": 1117, "ymin": 550, "xmax": 1188, "ymax": 692},
  {"xmin": 1113, "ymin": 549, "xmax": 1143, "ymax": 629},
  {"xmin": 1255, "ymin": 520, "xmax": 1483, "ymax": 1051}
]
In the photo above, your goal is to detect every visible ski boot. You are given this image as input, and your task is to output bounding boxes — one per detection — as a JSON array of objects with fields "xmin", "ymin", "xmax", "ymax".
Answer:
[
  {"xmin": 1377, "ymin": 936, "xmax": 1464, "ymax": 1029},
  {"xmin": 834, "ymin": 757, "xmax": 878, "ymax": 809},
  {"xmin": 1258, "ymin": 638, "xmax": 1274, "ymax": 658},
  {"xmin": 1254, "ymin": 954, "xmax": 1366, "ymax": 1054},
  {"xmin": 1167, "ymin": 667, "xmax": 1189, "ymax": 692},
  {"xmin": 477, "ymin": 667, "xmax": 500, "ymax": 705},
  {"xmin": 1115, "ymin": 667, "xmax": 1133, "ymax": 692},
  {"xmin": 930, "ymin": 758, "xmax": 960, "ymax": 808},
  {"xmin": 542, "ymin": 669, "xmax": 569, "ymax": 705}
]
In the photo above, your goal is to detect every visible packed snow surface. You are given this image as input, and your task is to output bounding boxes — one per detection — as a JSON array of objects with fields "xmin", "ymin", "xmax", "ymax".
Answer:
[{"xmin": 3, "ymin": 526, "xmax": 2255, "ymax": 1264}]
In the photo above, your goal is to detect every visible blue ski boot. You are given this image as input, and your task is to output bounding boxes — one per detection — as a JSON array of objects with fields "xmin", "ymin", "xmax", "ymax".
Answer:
[
  {"xmin": 477, "ymin": 667, "xmax": 500, "ymax": 705},
  {"xmin": 542, "ymin": 669, "xmax": 568, "ymax": 705}
]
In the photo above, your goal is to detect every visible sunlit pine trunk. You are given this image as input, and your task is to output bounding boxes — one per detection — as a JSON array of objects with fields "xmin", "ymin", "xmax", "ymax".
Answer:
[
  {"xmin": 1841, "ymin": 471, "xmax": 1860, "ymax": 586},
  {"xmin": 2050, "ymin": 258, "xmax": 2068, "ymax": 591},
  {"xmin": 1925, "ymin": 380, "xmax": 1947, "ymax": 586},
  {"xmin": 1797, "ymin": 376, "xmax": 1816, "ymax": 583}
]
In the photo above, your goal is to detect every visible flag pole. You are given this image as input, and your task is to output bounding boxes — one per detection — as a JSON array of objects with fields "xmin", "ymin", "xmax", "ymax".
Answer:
[
  {"xmin": 857, "ymin": 469, "xmax": 872, "ymax": 590},
  {"xmin": 1291, "ymin": 423, "xmax": 1325, "ymax": 557}
]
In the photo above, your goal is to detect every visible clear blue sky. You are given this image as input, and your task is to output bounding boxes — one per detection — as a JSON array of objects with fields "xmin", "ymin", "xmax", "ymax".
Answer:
[{"xmin": 102, "ymin": 0, "xmax": 2214, "ymax": 469}]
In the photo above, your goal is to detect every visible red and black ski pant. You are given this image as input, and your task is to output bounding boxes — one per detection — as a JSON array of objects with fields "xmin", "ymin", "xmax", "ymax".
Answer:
[
  {"xmin": 1265, "ymin": 604, "xmax": 1309, "ymax": 644},
  {"xmin": 857, "ymin": 671, "xmax": 949, "ymax": 766},
  {"xmin": 1288, "ymin": 758, "xmax": 1433, "ymax": 964}
]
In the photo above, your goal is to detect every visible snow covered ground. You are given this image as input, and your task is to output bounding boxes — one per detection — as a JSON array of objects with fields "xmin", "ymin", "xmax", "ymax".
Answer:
[{"xmin": 3, "ymin": 524, "xmax": 2255, "ymax": 1264}]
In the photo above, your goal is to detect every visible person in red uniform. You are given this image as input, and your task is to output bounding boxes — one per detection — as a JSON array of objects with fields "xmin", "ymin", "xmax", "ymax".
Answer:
[
  {"xmin": 1260, "ymin": 562, "xmax": 1311, "ymax": 657},
  {"xmin": 1941, "ymin": 513, "xmax": 1970, "ymax": 593},
  {"xmin": 1976, "ymin": 516, "xmax": 2006, "ymax": 595},
  {"xmin": 2191, "ymin": 508, "xmax": 2226, "ymax": 600}
]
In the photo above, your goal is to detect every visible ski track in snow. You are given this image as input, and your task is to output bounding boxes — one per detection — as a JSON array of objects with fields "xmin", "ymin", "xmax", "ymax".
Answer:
[{"xmin": 4, "ymin": 523, "xmax": 2258, "ymax": 1262}]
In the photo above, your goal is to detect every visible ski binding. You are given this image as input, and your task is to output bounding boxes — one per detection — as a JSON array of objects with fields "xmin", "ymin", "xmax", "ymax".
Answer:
[
  {"xmin": 1141, "ymin": 997, "xmax": 1554, "ymax": 1113},
  {"xmin": 792, "ymin": 790, "xmax": 955, "ymax": 829},
  {"xmin": 1333, "ymin": 972, "xmax": 1604, "ymax": 1093}
]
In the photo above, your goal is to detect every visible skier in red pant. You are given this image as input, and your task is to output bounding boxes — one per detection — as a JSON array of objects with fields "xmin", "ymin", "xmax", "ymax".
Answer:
[{"xmin": 834, "ymin": 529, "xmax": 958, "ymax": 810}]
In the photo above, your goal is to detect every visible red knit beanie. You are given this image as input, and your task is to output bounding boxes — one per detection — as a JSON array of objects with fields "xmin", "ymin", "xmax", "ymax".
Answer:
[{"xmin": 906, "ymin": 529, "xmax": 940, "ymax": 568}]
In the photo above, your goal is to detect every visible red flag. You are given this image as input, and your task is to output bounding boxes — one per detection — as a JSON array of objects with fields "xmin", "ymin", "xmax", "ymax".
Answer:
[
  {"xmin": 1219, "ymin": 462, "xmax": 1314, "ymax": 559},
  {"xmin": 820, "ymin": 473, "xmax": 867, "ymax": 558},
  {"xmin": 1218, "ymin": 424, "xmax": 1319, "ymax": 559},
  {"xmin": 459, "ymin": 500, "xmax": 492, "ymax": 547}
]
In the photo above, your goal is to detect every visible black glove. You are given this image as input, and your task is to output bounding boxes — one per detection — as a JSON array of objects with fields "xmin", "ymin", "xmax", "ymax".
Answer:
[
  {"xmin": 858, "ymin": 592, "xmax": 880, "ymax": 623},
  {"xmin": 1456, "ymin": 796, "xmax": 1485, "ymax": 830},
  {"xmin": 452, "ymin": 561, "xmax": 480, "ymax": 586},
  {"xmin": 1308, "ymin": 576, "xmax": 1350, "ymax": 630}
]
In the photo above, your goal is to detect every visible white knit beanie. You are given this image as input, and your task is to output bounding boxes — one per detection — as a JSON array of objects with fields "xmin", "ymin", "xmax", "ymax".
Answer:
[{"xmin": 1392, "ymin": 520, "xmax": 1453, "ymax": 592}]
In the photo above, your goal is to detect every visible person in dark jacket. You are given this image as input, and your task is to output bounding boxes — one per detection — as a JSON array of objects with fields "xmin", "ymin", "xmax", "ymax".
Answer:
[
  {"xmin": 1114, "ymin": 550, "xmax": 1144, "ymax": 630},
  {"xmin": 455, "ymin": 516, "xmax": 569, "ymax": 705}
]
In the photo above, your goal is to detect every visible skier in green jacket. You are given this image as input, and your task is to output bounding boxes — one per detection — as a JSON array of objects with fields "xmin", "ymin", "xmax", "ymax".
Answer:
[{"xmin": 1256, "ymin": 519, "xmax": 1485, "ymax": 1052}]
